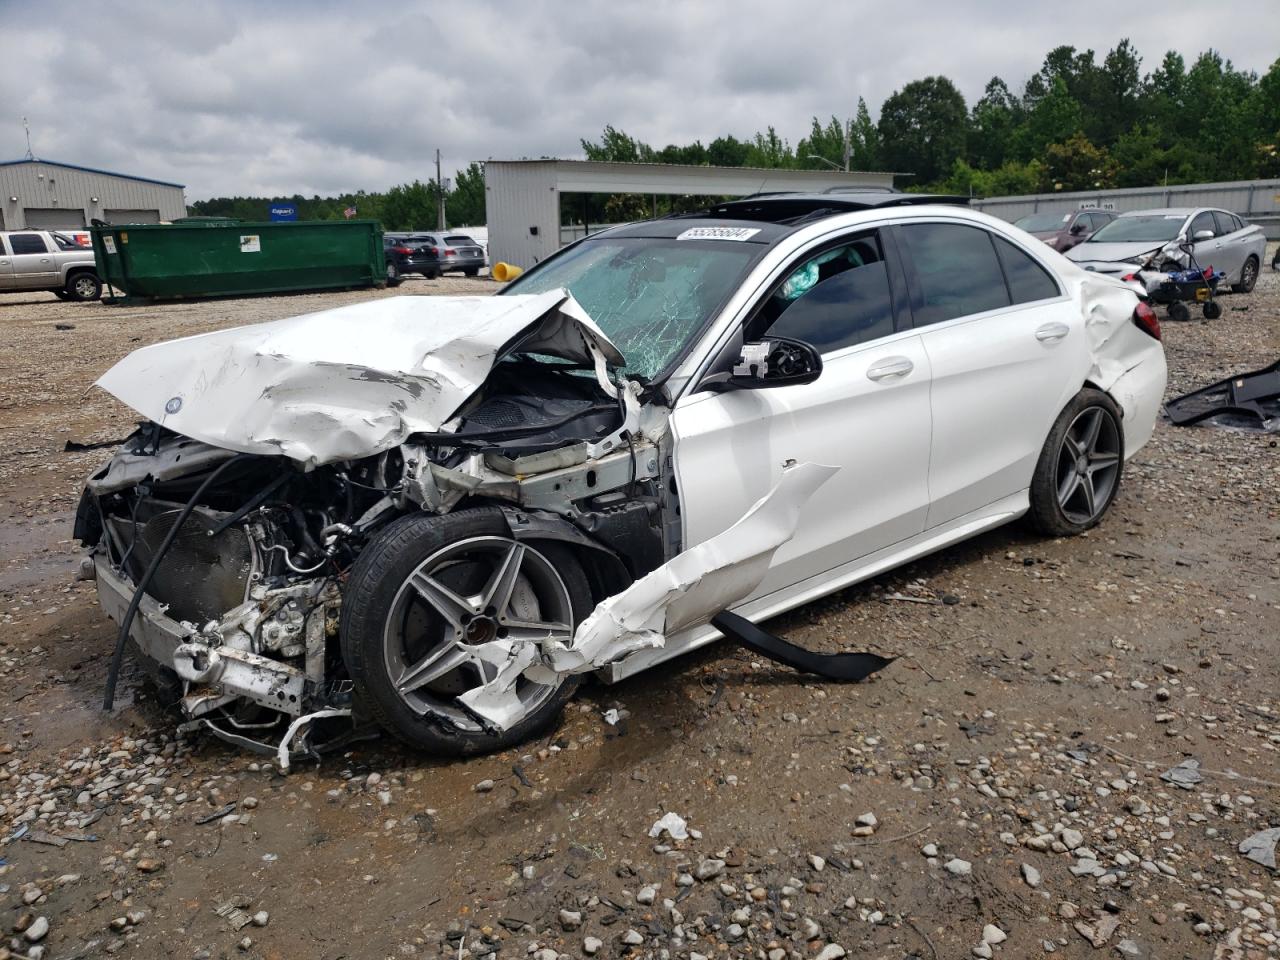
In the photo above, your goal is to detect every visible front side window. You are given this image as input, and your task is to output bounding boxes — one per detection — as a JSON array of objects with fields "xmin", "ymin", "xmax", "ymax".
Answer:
[
  {"xmin": 504, "ymin": 236, "xmax": 762, "ymax": 380},
  {"xmin": 8, "ymin": 233, "xmax": 48, "ymax": 255},
  {"xmin": 755, "ymin": 233, "xmax": 895, "ymax": 353},
  {"xmin": 898, "ymin": 222, "xmax": 1010, "ymax": 326},
  {"xmin": 1189, "ymin": 212, "xmax": 1217, "ymax": 238}
]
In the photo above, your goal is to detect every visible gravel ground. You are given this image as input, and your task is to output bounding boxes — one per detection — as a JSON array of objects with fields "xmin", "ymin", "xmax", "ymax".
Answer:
[{"xmin": 0, "ymin": 255, "xmax": 1277, "ymax": 960}]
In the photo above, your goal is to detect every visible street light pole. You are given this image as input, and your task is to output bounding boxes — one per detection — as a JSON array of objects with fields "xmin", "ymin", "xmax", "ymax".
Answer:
[{"xmin": 435, "ymin": 148, "xmax": 446, "ymax": 230}]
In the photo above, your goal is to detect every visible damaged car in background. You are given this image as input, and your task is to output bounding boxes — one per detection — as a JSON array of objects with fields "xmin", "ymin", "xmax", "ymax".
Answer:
[
  {"xmin": 75, "ymin": 193, "xmax": 1168, "ymax": 763},
  {"xmin": 1065, "ymin": 207, "xmax": 1266, "ymax": 296}
]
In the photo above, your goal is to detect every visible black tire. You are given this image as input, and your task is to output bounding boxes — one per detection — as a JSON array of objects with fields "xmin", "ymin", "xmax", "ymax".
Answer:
[
  {"xmin": 1027, "ymin": 388, "xmax": 1125, "ymax": 538},
  {"xmin": 385, "ymin": 261, "xmax": 401, "ymax": 287},
  {"xmin": 65, "ymin": 271, "xmax": 102, "ymax": 302},
  {"xmin": 1167, "ymin": 301, "xmax": 1191, "ymax": 322},
  {"xmin": 1202, "ymin": 299, "xmax": 1223, "ymax": 320},
  {"xmin": 340, "ymin": 508, "xmax": 590, "ymax": 755},
  {"xmin": 1232, "ymin": 256, "xmax": 1258, "ymax": 294},
  {"xmin": 464, "ymin": 267, "xmax": 479, "ymax": 277}
]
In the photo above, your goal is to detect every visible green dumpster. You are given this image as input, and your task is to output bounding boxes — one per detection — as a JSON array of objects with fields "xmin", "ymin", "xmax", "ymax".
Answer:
[{"xmin": 90, "ymin": 219, "xmax": 384, "ymax": 301}]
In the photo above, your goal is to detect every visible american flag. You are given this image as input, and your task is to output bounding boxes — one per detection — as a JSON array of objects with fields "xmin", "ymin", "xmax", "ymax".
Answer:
[{"xmin": 343, "ymin": 206, "xmax": 357, "ymax": 219}]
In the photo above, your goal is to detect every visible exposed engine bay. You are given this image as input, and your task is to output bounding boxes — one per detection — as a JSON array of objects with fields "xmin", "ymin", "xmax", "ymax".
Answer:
[{"xmin": 76, "ymin": 290, "xmax": 878, "ymax": 766}]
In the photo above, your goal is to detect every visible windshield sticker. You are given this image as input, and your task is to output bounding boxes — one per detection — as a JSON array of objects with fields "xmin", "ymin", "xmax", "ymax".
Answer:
[{"xmin": 677, "ymin": 226, "xmax": 761, "ymax": 242}]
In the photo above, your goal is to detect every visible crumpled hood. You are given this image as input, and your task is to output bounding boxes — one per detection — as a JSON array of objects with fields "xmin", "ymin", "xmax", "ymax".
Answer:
[
  {"xmin": 1066, "ymin": 240, "xmax": 1170, "ymax": 266},
  {"xmin": 95, "ymin": 289, "xmax": 624, "ymax": 467}
]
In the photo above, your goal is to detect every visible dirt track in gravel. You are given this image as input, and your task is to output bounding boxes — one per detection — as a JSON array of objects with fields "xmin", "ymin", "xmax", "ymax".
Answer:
[{"xmin": 1, "ymin": 259, "xmax": 1278, "ymax": 960}]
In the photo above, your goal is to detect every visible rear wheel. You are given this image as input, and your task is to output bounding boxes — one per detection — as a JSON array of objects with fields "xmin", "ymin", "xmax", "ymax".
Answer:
[
  {"xmin": 1167, "ymin": 301, "xmax": 1191, "ymax": 322},
  {"xmin": 340, "ymin": 509, "xmax": 589, "ymax": 754},
  {"xmin": 1233, "ymin": 256, "xmax": 1258, "ymax": 293},
  {"xmin": 464, "ymin": 267, "xmax": 479, "ymax": 277},
  {"xmin": 1202, "ymin": 299, "xmax": 1223, "ymax": 320},
  {"xmin": 65, "ymin": 272, "xmax": 101, "ymax": 302},
  {"xmin": 1028, "ymin": 389, "xmax": 1124, "ymax": 537}
]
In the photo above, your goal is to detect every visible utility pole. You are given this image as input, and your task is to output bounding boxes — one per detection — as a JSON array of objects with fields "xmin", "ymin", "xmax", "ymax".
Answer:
[
  {"xmin": 435, "ymin": 149, "xmax": 446, "ymax": 230},
  {"xmin": 841, "ymin": 119, "xmax": 851, "ymax": 172}
]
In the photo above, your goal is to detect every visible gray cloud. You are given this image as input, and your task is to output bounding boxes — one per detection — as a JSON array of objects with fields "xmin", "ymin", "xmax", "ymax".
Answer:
[{"xmin": 1, "ymin": 0, "xmax": 1275, "ymax": 200}]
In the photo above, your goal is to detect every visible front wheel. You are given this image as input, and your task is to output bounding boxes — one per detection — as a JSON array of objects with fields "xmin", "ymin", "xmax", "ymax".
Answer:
[
  {"xmin": 1233, "ymin": 256, "xmax": 1258, "ymax": 294},
  {"xmin": 1027, "ymin": 389, "xmax": 1124, "ymax": 537},
  {"xmin": 340, "ymin": 509, "xmax": 589, "ymax": 755}
]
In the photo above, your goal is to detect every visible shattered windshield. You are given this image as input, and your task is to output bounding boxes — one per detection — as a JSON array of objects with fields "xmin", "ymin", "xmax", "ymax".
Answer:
[
  {"xmin": 503, "ymin": 237, "xmax": 761, "ymax": 379},
  {"xmin": 1087, "ymin": 215, "xmax": 1186, "ymax": 243}
]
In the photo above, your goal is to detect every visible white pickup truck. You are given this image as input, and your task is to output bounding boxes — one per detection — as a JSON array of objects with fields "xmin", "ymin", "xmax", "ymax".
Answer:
[{"xmin": 0, "ymin": 230, "xmax": 102, "ymax": 301}]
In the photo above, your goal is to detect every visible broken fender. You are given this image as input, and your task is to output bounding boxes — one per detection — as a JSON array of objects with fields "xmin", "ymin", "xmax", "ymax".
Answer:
[
  {"xmin": 95, "ymin": 290, "xmax": 623, "ymax": 468},
  {"xmin": 459, "ymin": 461, "xmax": 839, "ymax": 729}
]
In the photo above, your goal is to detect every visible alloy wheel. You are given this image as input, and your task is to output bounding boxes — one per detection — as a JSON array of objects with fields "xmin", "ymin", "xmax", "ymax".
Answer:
[
  {"xmin": 74, "ymin": 276, "xmax": 97, "ymax": 299},
  {"xmin": 381, "ymin": 536, "xmax": 573, "ymax": 729},
  {"xmin": 1053, "ymin": 406, "xmax": 1121, "ymax": 524}
]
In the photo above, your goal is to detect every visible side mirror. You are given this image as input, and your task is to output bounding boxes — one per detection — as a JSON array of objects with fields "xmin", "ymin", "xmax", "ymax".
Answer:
[
  {"xmin": 1193, "ymin": 229, "xmax": 1215, "ymax": 241},
  {"xmin": 1069, "ymin": 222, "xmax": 1087, "ymax": 235},
  {"xmin": 703, "ymin": 338, "xmax": 823, "ymax": 392}
]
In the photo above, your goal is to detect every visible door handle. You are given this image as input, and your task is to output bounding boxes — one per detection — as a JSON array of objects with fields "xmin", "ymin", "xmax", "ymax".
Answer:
[
  {"xmin": 866, "ymin": 357, "xmax": 914, "ymax": 381},
  {"xmin": 1035, "ymin": 322, "xmax": 1070, "ymax": 343}
]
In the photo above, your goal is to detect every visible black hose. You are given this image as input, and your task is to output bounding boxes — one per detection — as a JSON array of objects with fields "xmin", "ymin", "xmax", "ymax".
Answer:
[
  {"xmin": 206, "ymin": 470, "xmax": 291, "ymax": 538},
  {"xmin": 710, "ymin": 611, "xmax": 895, "ymax": 682},
  {"xmin": 102, "ymin": 454, "xmax": 253, "ymax": 711}
]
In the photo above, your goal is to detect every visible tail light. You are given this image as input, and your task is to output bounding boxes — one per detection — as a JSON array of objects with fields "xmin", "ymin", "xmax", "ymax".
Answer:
[
  {"xmin": 1133, "ymin": 301, "xmax": 1161, "ymax": 341},
  {"xmin": 1120, "ymin": 273, "xmax": 1138, "ymax": 283},
  {"xmin": 444, "ymin": 248, "xmax": 457, "ymax": 256},
  {"xmin": 428, "ymin": 246, "xmax": 439, "ymax": 255},
  {"xmin": 393, "ymin": 246, "xmax": 413, "ymax": 254}
]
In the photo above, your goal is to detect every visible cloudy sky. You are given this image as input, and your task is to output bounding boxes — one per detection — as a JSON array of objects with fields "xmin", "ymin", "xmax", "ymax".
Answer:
[{"xmin": 2, "ymin": 1, "xmax": 1275, "ymax": 200}]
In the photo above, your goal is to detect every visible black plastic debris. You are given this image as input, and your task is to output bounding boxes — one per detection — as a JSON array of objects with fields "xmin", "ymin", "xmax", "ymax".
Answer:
[
  {"xmin": 710, "ymin": 611, "xmax": 894, "ymax": 681},
  {"xmin": 1165, "ymin": 360, "xmax": 1280, "ymax": 431}
]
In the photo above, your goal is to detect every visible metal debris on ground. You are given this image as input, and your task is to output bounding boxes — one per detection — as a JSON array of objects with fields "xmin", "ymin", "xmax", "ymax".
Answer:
[
  {"xmin": 1238, "ymin": 827, "xmax": 1279, "ymax": 871},
  {"xmin": 215, "ymin": 896, "xmax": 256, "ymax": 931},
  {"xmin": 1160, "ymin": 758, "xmax": 1204, "ymax": 789}
]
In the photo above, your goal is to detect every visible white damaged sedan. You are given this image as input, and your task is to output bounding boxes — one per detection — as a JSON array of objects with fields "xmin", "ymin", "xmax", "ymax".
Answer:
[{"xmin": 76, "ymin": 193, "xmax": 1167, "ymax": 760}]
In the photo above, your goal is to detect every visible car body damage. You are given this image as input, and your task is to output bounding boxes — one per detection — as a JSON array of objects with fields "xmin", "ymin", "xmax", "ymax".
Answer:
[
  {"xmin": 457, "ymin": 461, "xmax": 839, "ymax": 730},
  {"xmin": 78, "ymin": 288, "xmax": 685, "ymax": 756},
  {"xmin": 95, "ymin": 290, "xmax": 624, "ymax": 467}
]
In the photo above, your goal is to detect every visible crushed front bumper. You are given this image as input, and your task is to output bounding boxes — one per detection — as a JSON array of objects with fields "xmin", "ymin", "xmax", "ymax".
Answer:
[{"xmin": 94, "ymin": 556, "xmax": 309, "ymax": 717}]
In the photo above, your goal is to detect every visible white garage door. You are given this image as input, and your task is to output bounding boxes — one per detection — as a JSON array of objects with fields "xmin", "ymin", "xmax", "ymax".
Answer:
[
  {"xmin": 104, "ymin": 209, "xmax": 161, "ymax": 224},
  {"xmin": 24, "ymin": 207, "xmax": 86, "ymax": 230}
]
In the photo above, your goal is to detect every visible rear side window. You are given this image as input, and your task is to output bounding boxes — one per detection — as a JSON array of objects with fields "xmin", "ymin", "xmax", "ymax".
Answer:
[
  {"xmin": 763, "ymin": 233, "xmax": 894, "ymax": 353},
  {"xmin": 993, "ymin": 236, "xmax": 1060, "ymax": 304},
  {"xmin": 898, "ymin": 223, "xmax": 1011, "ymax": 326},
  {"xmin": 1212, "ymin": 211, "xmax": 1238, "ymax": 236},
  {"xmin": 8, "ymin": 233, "xmax": 48, "ymax": 254}
]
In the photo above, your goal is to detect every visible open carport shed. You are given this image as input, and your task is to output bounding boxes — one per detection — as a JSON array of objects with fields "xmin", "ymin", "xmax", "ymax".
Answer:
[{"xmin": 484, "ymin": 159, "xmax": 898, "ymax": 269}]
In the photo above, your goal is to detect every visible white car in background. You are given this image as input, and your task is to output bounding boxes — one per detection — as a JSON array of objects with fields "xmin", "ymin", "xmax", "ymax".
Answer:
[
  {"xmin": 1066, "ymin": 207, "xmax": 1266, "ymax": 294},
  {"xmin": 77, "ymin": 193, "xmax": 1167, "ymax": 759}
]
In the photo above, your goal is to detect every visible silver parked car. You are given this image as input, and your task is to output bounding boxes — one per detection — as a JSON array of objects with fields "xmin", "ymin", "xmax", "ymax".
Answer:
[
  {"xmin": 1065, "ymin": 208, "xmax": 1266, "ymax": 294},
  {"xmin": 0, "ymin": 230, "xmax": 103, "ymax": 300}
]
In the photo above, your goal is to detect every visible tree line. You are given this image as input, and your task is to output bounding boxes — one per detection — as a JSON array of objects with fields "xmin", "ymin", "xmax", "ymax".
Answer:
[
  {"xmin": 190, "ymin": 41, "xmax": 1279, "ymax": 229},
  {"xmin": 580, "ymin": 41, "xmax": 1279, "ymax": 205}
]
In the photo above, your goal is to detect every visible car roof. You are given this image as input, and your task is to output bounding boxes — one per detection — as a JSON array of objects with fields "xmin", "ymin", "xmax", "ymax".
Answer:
[
  {"xmin": 592, "ymin": 192, "xmax": 972, "ymax": 243},
  {"xmin": 1115, "ymin": 208, "xmax": 1202, "ymax": 218}
]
